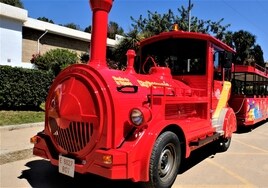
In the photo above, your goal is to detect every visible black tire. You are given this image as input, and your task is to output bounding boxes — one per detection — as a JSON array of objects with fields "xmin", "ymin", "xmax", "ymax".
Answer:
[
  {"xmin": 144, "ymin": 131, "xmax": 181, "ymax": 188},
  {"xmin": 217, "ymin": 137, "xmax": 231, "ymax": 152}
]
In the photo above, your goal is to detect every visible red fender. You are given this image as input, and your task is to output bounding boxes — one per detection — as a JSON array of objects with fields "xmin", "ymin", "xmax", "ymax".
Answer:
[{"xmin": 222, "ymin": 108, "xmax": 237, "ymax": 138}]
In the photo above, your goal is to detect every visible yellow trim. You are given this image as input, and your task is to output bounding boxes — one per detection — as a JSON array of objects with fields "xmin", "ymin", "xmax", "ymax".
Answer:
[{"xmin": 212, "ymin": 81, "xmax": 231, "ymax": 119}]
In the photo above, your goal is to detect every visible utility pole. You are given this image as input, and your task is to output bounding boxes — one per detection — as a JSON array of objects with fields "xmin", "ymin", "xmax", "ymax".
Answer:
[{"xmin": 188, "ymin": 0, "xmax": 191, "ymax": 32}]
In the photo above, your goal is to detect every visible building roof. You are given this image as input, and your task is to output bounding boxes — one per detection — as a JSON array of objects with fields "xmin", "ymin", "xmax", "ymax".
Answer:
[
  {"xmin": 23, "ymin": 18, "xmax": 117, "ymax": 47},
  {"xmin": 0, "ymin": 3, "xmax": 27, "ymax": 22},
  {"xmin": 0, "ymin": 3, "xmax": 117, "ymax": 47}
]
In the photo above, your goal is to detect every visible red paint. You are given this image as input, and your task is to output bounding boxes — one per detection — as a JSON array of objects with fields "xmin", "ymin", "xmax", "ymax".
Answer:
[
  {"xmin": 229, "ymin": 64, "xmax": 268, "ymax": 127},
  {"xmin": 31, "ymin": 0, "xmax": 266, "ymax": 186},
  {"xmin": 89, "ymin": 0, "xmax": 113, "ymax": 66}
]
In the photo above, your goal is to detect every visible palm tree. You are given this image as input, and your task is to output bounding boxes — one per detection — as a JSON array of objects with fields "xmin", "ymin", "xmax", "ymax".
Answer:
[
  {"xmin": 232, "ymin": 30, "xmax": 256, "ymax": 65},
  {"xmin": 252, "ymin": 45, "xmax": 265, "ymax": 67}
]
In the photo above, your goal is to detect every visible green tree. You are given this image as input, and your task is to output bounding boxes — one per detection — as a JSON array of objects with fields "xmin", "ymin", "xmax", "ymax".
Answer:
[
  {"xmin": 224, "ymin": 30, "xmax": 265, "ymax": 67},
  {"xmin": 222, "ymin": 31, "xmax": 234, "ymax": 48},
  {"xmin": 30, "ymin": 48, "xmax": 79, "ymax": 77},
  {"xmin": 232, "ymin": 30, "xmax": 256, "ymax": 65},
  {"xmin": 84, "ymin": 25, "xmax": 92, "ymax": 33},
  {"xmin": 111, "ymin": 29, "xmax": 142, "ymax": 69},
  {"xmin": 130, "ymin": 9, "xmax": 175, "ymax": 37},
  {"xmin": 108, "ymin": 21, "xmax": 124, "ymax": 39},
  {"xmin": 37, "ymin": 17, "xmax": 54, "ymax": 24},
  {"xmin": 251, "ymin": 44, "xmax": 265, "ymax": 67},
  {"xmin": 0, "ymin": 0, "xmax": 23, "ymax": 8},
  {"xmin": 130, "ymin": 3, "xmax": 230, "ymax": 39},
  {"xmin": 219, "ymin": 30, "xmax": 266, "ymax": 68},
  {"xmin": 63, "ymin": 23, "xmax": 81, "ymax": 30},
  {"xmin": 112, "ymin": 3, "xmax": 230, "ymax": 68}
]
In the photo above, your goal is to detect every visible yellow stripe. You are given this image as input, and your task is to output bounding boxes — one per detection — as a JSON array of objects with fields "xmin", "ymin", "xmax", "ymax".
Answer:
[
  {"xmin": 233, "ymin": 139, "xmax": 268, "ymax": 153},
  {"xmin": 213, "ymin": 81, "xmax": 231, "ymax": 119},
  {"xmin": 205, "ymin": 159, "xmax": 255, "ymax": 187}
]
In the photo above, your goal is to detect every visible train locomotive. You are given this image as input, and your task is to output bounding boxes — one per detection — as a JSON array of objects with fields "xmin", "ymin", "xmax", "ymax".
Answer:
[{"xmin": 31, "ymin": 0, "xmax": 239, "ymax": 187}]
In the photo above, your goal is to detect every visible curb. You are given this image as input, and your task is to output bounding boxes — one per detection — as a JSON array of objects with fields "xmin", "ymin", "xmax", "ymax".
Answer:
[{"xmin": 0, "ymin": 122, "xmax": 44, "ymax": 131}]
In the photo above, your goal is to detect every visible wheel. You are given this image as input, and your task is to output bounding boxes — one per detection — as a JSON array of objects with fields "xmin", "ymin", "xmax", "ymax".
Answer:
[
  {"xmin": 145, "ymin": 131, "xmax": 181, "ymax": 188},
  {"xmin": 217, "ymin": 137, "xmax": 231, "ymax": 152}
]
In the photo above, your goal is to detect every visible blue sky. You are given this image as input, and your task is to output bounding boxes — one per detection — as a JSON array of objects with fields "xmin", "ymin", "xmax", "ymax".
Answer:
[{"xmin": 22, "ymin": 0, "xmax": 268, "ymax": 61}]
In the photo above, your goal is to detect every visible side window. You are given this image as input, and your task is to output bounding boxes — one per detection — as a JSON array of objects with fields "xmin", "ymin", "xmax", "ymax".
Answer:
[
  {"xmin": 213, "ymin": 51, "xmax": 222, "ymax": 80},
  {"xmin": 213, "ymin": 50, "xmax": 233, "ymax": 81}
]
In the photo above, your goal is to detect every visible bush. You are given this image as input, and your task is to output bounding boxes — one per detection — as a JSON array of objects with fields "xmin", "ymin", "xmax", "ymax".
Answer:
[
  {"xmin": 80, "ymin": 52, "xmax": 89, "ymax": 64},
  {"xmin": 0, "ymin": 66, "xmax": 53, "ymax": 110},
  {"xmin": 31, "ymin": 48, "xmax": 79, "ymax": 77}
]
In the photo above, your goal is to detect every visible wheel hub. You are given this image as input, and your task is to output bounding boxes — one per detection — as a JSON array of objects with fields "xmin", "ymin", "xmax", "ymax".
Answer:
[{"xmin": 158, "ymin": 144, "xmax": 175, "ymax": 179}]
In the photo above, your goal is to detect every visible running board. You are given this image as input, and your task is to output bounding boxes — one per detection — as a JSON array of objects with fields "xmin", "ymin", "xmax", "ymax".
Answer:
[{"xmin": 189, "ymin": 133, "xmax": 221, "ymax": 147}]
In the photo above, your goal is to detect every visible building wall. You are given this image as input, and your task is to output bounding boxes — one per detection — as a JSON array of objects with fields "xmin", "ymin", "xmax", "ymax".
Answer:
[
  {"xmin": 22, "ymin": 27, "xmax": 90, "ymax": 63},
  {"xmin": 0, "ymin": 3, "xmax": 28, "ymax": 67},
  {"xmin": 0, "ymin": 3, "xmax": 119, "ymax": 68}
]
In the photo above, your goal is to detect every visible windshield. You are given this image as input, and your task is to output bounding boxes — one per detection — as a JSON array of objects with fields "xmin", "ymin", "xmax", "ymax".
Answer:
[{"xmin": 138, "ymin": 38, "xmax": 207, "ymax": 75}]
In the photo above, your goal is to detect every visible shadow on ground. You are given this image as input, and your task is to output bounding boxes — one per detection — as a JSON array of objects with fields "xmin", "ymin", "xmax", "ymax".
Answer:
[
  {"xmin": 235, "ymin": 119, "xmax": 267, "ymax": 134},
  {"xmin": 18, "ymin": 159, "xmax": 138, "ymax": 188},
  {"xmin": 18, "ymin": 121, "xmax": 267, "ymax": 188},
  {"xmin": 18, "ymin": 141, "xmax": 221, "ymax": 188}
]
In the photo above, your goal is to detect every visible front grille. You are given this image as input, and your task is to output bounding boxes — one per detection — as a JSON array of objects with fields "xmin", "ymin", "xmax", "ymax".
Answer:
[{"xmin": 52, "ymin": 121, "xmax": 93, "ymax": 153}]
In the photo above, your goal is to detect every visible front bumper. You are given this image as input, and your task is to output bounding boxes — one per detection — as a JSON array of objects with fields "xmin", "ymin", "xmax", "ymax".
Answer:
[{"xmin": 32, "ymin": 131, "xmax": 142, "ymax": 181}]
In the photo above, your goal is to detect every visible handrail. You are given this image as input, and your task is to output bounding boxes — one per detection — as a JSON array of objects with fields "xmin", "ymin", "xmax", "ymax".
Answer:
[
  {"xmin": 254, "ymin": 63, "xmax": 268, "ymax": 75},
  {"xmin": 149, "ymin": 84, "xmax": 206, "ymax": 109}
]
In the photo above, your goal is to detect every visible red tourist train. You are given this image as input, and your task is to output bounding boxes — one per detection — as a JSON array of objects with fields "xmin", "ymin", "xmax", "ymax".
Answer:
[
  {"xmin": 30, "ymin": 0, "xmax": 266, "ymax": 188},
  {"xmin": 229, "ymin": 64, "xmax": 268, "ymax": 126}
]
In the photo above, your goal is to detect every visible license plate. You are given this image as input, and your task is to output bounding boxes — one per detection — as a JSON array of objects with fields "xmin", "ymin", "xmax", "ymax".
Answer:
[{"xmin": 59, "ymin": 155, "xmax": 75, "ymax": 177}]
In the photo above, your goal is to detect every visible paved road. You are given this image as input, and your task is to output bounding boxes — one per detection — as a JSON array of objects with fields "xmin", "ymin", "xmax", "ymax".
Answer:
[{"xmin": 1, "ymin": 121, "xmax": 267, "ymax": 188}]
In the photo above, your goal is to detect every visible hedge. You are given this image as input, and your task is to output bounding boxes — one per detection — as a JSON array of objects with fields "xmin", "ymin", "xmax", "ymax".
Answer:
[{"xmin": 0, "ymin": 66, "xmax": 54, "ymax": 110}]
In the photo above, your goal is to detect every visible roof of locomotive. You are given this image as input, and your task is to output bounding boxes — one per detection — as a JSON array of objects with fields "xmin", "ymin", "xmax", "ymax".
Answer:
[{"xmin": 139, "ymin": 31, "xmax": 236, "ymax": 53}]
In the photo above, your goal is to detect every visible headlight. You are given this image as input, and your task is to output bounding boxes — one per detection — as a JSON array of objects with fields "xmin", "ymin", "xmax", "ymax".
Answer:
[
  {"xmin": 130, "ymin": 107, "xmax": 152, "ymax": 127},
  {"xmin": 130, "ymin": 109, "xmax": 144, "ymax": 126}
]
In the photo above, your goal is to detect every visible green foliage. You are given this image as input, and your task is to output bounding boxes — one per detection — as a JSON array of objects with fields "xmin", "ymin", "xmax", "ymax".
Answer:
[
  {"xmin": 112, "ymin": 3, "xmax": 231, "ymax": 68},
  {"xmin": 0, "ymin": 66, "xmax": 53, "ymax": 110},
  {"xmin": 63, "ymin": 23, "xmax": 81, "ymax": 30},
  {"xmin": 114, "ymin": 3, "xmax": 265, "ymax": 69},
  {"xmin": 85, "ymin": 21, "xmax": 124, "ymax": 38},
  {"xmin": 224, "ymin": 30, "xmax": 265, "ymax": 67},
  {"xmin": 0, "ymin": 0, "xmax": 23, "ymax": 8},
  {"xmin": 84, "ymin": 25, "xmax": 92, "ymax": 33},
  {"xmin": 130, "ymin": 4, "xmax": 230, "ymax": 39},
  {"xmin": 80, "ymin": 49, "xmax": 123, "ymax": 70},
  {"xmin": 80, "ymin": 52, "xmax": 89, "ymax": 64},
  {"xmin": 31, "ymin": 48, "xmax": 79, "ymax": 77},
  {"xmin": 251, "ymin": 45, "xmax": 265, "ymax": 67},
  {"xmin": 37, "ymin": 17, "xmax": 54, "ymax": 24},
  {"xmin": 108, "ymin": 21, "xmax": 124, "ymax": 39},
  {"xmin": 111, "ymin": 30, "xmax": 142, "ymax": 69},
  {"xmin": 0, "ymin": 110, "xmax": 44, "ymax": 125}
]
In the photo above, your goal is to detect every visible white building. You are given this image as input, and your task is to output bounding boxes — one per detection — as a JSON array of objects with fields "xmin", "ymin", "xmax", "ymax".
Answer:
[
  {"xmin": 0, "ymin": 3, "xmax": 28, "ymax": 68},
  {"xmin": 0, "ymin": 3, "xmax": 121, "ymax": 69}
]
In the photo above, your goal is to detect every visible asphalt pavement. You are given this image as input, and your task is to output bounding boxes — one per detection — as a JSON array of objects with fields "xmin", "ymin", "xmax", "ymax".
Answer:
[
  {"xmin": 0, "ymin": 122, "xmax": 44, "ymax": 155},
  {"xmin": 0, "ymin": 121, "xmax": 268, "ymax": 188}
]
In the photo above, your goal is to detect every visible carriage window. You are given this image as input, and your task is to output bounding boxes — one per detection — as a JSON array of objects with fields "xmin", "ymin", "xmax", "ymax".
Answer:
[{"xmin": 232, "ymin": 72, "xmax": 268, "ymax": 96}]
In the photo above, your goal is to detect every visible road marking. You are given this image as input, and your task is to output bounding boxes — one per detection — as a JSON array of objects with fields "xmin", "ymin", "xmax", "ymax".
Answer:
[
  {"xmin": 255, "ymin": 131, "xmax": 268, "ymax": 136},
  {"xmin": 232, "ymin": 139, "xmax": 268, "ymax": 153},
  {"xmin": 205, "ymin": 159, "xmax": 256, "ymax": 187},
  {"xmin": 172, "ymin": 185, "xmax": 257, "ymax": 188},
  {"xmin": 224, "ymin": 152, "xmax": 268, "ymax": 155}
]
